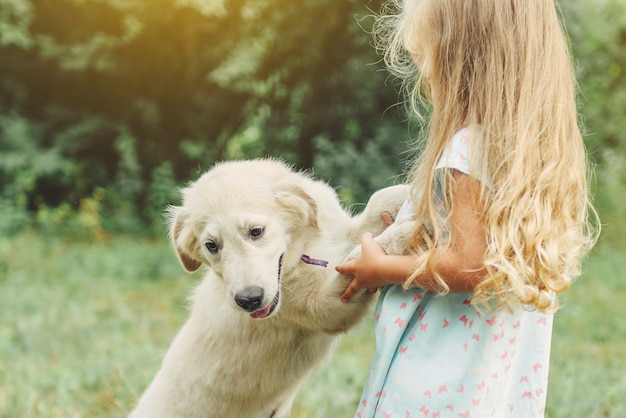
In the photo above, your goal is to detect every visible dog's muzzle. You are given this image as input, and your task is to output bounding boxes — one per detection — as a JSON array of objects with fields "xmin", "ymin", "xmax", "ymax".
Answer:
[{"xmin": 236, "ymin": 255, "xmax": 283, "ymax": 319}]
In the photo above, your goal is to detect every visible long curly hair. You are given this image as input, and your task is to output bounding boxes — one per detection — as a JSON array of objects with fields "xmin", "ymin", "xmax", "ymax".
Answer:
[{"xmin": 375, "ymin": 0, "xmax": 599, "ymax": 312}]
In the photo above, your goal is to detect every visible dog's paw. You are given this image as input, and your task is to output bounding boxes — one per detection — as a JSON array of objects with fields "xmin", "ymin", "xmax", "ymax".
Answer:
[
  {"xmin": 353, "ymin": 184, "xmax": 410, "ymax": 238},
  {"xmin": 343, "ymin": 216, "xmax": 415, "ymax": 261},
  {"xmin": 374, "ymin": 216, "xmax": 416, "ymax": 256}
]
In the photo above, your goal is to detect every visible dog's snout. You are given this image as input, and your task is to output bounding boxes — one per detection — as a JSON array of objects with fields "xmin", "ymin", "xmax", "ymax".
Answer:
[{"xmin": 234, "ymin": 286, "xmax": 265, "ymax": 312}]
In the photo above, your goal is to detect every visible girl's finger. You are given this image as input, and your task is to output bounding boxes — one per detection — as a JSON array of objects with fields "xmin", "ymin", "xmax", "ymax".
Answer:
[
  {"xmin": 341, "ymin": 279, "xmax": 361, "ymax": 303},
  {"xmin": 335, "ymin": 261, "xmax": 353, "ymax": 275}
]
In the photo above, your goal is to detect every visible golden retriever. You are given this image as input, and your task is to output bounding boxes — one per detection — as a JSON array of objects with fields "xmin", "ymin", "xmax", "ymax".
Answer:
[{"xmin": 129, "ymin": 158, "xmax": 409, "ymax": 418}]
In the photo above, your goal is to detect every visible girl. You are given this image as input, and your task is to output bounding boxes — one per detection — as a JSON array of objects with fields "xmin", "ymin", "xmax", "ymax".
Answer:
[{"xmin": 337, "ymin": 0, "xmax": 598, "ymax": 417}]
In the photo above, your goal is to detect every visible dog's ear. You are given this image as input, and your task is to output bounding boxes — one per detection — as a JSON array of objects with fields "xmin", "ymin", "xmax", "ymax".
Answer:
[
  {"xmin": 166, "ymin": 205, "xmax": 203, "ymax": 272},
  {"xmin": 273, "ymin": 182, "xmax": 318, "ymax": 230}
]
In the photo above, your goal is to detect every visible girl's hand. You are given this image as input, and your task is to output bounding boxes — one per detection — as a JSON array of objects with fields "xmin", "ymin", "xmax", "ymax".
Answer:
[{"xmin": 337, "ymin": 233, "xmax": 389, "ymax": 302}]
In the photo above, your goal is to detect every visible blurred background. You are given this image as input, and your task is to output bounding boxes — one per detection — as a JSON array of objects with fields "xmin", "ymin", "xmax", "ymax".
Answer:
[{"xmin": 0, "ymin": 0, "xmax": 624, "ymax": 417}]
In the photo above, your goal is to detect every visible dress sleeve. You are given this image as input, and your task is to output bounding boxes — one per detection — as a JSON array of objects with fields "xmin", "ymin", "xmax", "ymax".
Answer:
[
  {"xmin": 435, "ymin": 127, "xmax": 492, "ymax": 188},
  {"xmin": 435, "ymin": 128, "xmax": 472, "ymax": 175}
]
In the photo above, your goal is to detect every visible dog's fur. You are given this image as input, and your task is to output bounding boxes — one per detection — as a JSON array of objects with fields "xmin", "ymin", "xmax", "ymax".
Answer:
[{"xmin": 129, "ymin": 158, "xmax": 409, "ymax": 418}]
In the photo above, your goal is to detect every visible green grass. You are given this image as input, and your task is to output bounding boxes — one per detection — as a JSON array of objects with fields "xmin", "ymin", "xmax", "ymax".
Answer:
[{"xmin": 0, "ymin": 234, "xmax": 624, "ymax": 417}]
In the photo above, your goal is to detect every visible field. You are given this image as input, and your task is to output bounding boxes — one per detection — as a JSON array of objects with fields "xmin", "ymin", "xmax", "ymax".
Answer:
[{"xmin": 0, "ymin": 233, "xmax": 624, "ymax": 417}]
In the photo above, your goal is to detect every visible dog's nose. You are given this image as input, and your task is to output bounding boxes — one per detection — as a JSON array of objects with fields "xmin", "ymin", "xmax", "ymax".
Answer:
[{"xmin": 234, "ymin": 286, "xmax": 265, "ymax": 312}]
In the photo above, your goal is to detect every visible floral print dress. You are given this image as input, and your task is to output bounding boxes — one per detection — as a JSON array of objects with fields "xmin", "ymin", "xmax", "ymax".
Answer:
[{"xmin": 355, "ymin": 128, "xmax": 553, "ymax": 418}]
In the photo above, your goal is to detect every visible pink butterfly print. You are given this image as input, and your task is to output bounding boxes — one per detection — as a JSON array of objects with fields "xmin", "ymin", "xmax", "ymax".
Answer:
[
  {"xmin": 439, "ymin": 385, "xmax": 448, "ymax": 394},
  {"xmin": 463, "ymin": 342, "xmax": 469, "ymax": 352},
  {"xmin": 522, "ymin": 391, "xmax": 532, "ymax": 399},
  {"xmin": 420, "ymin": 406, "xmax": 429, "ymax": 416},
  {"xmin": 457, "ymin": 384, "xmax": 465, "ymax": 393},
  {"xmin": 446, "ymin": 404, "xmax": 454, "ymax": 412},
  {"xmin": 459, "ymin": 410, "xmax": 470, "ymax": 418},
  {"xmin": 399, "ymin": 346, "xmax": 408, "ymax": 354},
  {"xmin": 400, "ymin": 302, "xmax": 408, "ymax": 309},
  {"xmin": 433, "ymin": 412, "xmax": 441, "ymax": 418},
  {"xmin": 414, "ymin": 293, "xmax": 423, "ymax": 302},
  {"xmin": 537, "ymin": 316, "xmax": 547, "ymax": 325},
  {"xmin": 533, "ymin": 363, "xmax": 543, "ymax": 372},
  {"xmin": 463, "ymin": 298, "xmax": 472, "ymax": 306},
  {"xmin": 473, "ymin": 399, "xmax": 481, "ymax": 406},
  {"xmin": 536, "ymin": 388, "xmax": 545, "ymax": 397},
  {"xmin": 409, "ymin": 333, "xmax": 417, "ymax": 342},
  {"xmin": 486, "ymin": 316, "xmax": 496, "ymax": 326},
  {"xmin": 520, "ymin": 376, "xmax": 529, "ymax": 383},
  {"xmin": 472, "ymin": 333, "xmax": 480, "ymax": 341},
  {"xmin": 509, "ymin": 404, "xmax": 515, "ymax": 412},
  {"xmin": 424, "ymin": 390, "xmax": 432, "ymax": 399},
  {"xmin": 419, "ymin": 311, "xmax": 426, "ymax": 320},
  {"xmin": 376, "ymin": 391, "xmax": 387, "ymax": 398},
  {"xmin": 477, "ymin": 380, "xmax": 486, "ymax": 391},
  {"xmin": 384, "ymin": 413, "xmax": 392, "ymax": 418},
  {"xmin": 443, "ymin": 318, "xmax": 449, "ymax": 328},
  {"xmin": 420, "ymin": 323, "xmax": 428, "ymax": 331},
  {"xmin": 405, "ymin": 412, "xmax": 411, "ymax": 418},
  {"xmin": 460, "ymin": 315, "xmax": 469, "ymax": 326},
  {"xmin": 513, "ymin": 320, "xmax": 521, "ymax": 329},
  {"xmin": 395, "ymin": 317, "xmax": 404, "ymax": 328},
  {"xmin": 361, "ymin": 400, "xmax": 367, "ymax": 407}
]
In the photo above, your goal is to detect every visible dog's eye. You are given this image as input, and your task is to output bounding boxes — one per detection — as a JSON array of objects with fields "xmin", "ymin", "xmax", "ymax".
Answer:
[
  {"xmin": 205, "ymin": 241, "xmax": 219, "ymax": 254},
  {"xmin": 250, "ymin": 227, "xmax": 264, "ymax": 240}
]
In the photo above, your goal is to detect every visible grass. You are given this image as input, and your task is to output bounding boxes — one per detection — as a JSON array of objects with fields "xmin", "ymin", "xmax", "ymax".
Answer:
[{"xmin": 0, "ymin": 233, "xmax": 624, "ymax": 417}]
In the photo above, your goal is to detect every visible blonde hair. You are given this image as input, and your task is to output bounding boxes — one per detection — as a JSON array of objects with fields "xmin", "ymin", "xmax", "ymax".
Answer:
[{"xmin": 376, "ymin": 0, "xmax": 599, "ymax": 312}]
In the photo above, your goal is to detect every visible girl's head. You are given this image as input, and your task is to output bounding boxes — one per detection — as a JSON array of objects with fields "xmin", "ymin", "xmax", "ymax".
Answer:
[
  {"xmin": 376, "ymin": 0, "xmax": 599, "ymax": 312},
  {"xmin": 384, "ymin": 0, "xmax": 576, "ymax": 128}
]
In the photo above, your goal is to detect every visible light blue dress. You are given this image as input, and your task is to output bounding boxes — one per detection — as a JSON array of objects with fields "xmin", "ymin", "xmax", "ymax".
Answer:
[{"xmin": 355, "ymin": 128, "xmax": 553, "ymax": 418}]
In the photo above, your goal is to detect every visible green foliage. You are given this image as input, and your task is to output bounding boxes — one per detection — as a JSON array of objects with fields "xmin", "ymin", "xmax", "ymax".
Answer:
[
  {"xmin": 313, "ymin": 122, "xmax": 414, "ymax": 208},
  {"xmin": 0, "ymin": 0, "xmax": 33, "ymax": 48},
  {"xmin": 144, "ymin": 161, "xmax": 180, "ymax": 234},
  {"xmin": 0, "ymin": 0, "xmax": 409, "ymax": 236},
  {"xmin": 0, "ymin": 113, "xmax": 75, "ymax": 235},
  {"xmin": 0, "ymin": 0, "xmax": 624, "ymax": 247},
  {"xmin": 560, "ymin": 0, "xmax": 626, "ymax": 248}
]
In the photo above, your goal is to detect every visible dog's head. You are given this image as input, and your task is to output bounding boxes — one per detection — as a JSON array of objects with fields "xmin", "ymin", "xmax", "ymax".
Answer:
[{"xmin": 167, "ymin": 159, "xmax": 318, "ymax": 319}]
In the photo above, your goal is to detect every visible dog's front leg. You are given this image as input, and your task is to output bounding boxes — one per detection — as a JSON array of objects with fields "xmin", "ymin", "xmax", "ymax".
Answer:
[{"xmin": 280, "ymin": 269, "xmax": 375, "ymax": 334}]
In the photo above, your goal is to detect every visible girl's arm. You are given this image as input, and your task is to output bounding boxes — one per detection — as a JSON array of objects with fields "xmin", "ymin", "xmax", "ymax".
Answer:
[{"xmin": 338, "ymin": 171, "xmax": 487, "ymax": 302}]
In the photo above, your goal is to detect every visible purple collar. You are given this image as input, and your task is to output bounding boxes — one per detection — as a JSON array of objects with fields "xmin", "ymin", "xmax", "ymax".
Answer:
[{"xmin": 300, "ymin": 254, "xmax": 329, "ymax": 268}]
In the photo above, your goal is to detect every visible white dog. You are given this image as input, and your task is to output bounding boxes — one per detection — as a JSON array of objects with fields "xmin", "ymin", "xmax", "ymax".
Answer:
[{"xmin": 129, "ymin": 158, "xmax": 410, "ymax": 418}]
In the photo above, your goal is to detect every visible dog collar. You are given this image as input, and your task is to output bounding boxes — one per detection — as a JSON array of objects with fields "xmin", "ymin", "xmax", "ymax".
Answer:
[{"xmin": 300, "ymin": 254, "xmax": 329, "ymax": 268}]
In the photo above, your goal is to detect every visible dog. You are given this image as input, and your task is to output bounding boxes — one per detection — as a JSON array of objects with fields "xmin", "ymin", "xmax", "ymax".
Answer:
[{"xmin": 129, "ymin": 158, "xmax": 410, "ymax": 418}]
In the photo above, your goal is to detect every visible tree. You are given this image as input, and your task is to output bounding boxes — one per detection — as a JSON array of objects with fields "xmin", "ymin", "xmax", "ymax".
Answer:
[{"xmin": 0, "ymin": 0, "xmax": 409, "ymax": 232}]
